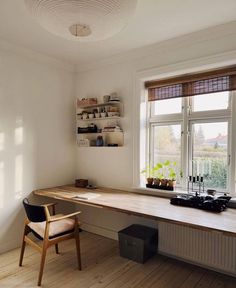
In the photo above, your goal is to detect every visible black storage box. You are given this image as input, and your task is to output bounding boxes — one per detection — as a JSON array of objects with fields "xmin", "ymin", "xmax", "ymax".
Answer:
[{"xmin": 118, "ymin": 224, "xmax": 158, "ymax": 263}]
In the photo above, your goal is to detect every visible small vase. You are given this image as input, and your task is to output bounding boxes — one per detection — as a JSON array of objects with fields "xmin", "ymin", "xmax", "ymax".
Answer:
[{"xmin": 96, "ymin": 136, "xmax": 104, "ymax": 147}]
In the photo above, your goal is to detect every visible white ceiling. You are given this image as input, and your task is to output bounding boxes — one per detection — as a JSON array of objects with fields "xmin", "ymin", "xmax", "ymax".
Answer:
[{"xmin": 0, "ymin": 0, "xmax": 236, "ymax": 66}]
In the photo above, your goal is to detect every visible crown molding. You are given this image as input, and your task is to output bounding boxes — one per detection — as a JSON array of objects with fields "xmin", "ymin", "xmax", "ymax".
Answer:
[
  {"xmin": 136, "ymin": 49, "xmax": 236, "ymax": 80},
  {"xmin": 76, "ymin": 21, "xmax": 236, "ymax": 73},
  {"xmin": 0, "ymin": 37, "xmax": 76, "ymax": 73}
]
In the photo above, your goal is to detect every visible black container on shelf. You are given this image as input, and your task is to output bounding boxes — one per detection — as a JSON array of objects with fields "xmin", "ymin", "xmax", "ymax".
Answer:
[
  {"xmin": 77, "ymin": 125, "xmax": 98, "ymax": 134},
  {"xmin": 118, "ymin": 224, "xmax": 158, "ymax": 264}
]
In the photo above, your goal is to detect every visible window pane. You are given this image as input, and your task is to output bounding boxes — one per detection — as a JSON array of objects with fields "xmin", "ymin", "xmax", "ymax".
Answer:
[
  {"xmin": 192, "ymin": 122, "xmax": 228, "ymax": 191},
  {"xmin": 192, "ymin": 91, "xmax": 229, "ymax": 112},
  {"xmin": 153, "ymin": 125, "xmax": 181, "ymax": 182},
  {"xmin": 153, "ymin": 98, "xmax": 182, "ymax": 115}
]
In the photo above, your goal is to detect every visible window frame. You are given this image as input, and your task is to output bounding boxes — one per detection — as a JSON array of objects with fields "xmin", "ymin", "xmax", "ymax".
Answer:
[
  {"xmin": 146, "ymin": 91, "xmax": 233, "ymax": 194},
  {"xmin": 149, "ymin": 121, "xmax": 183, "ymax": 187},
  {"xmin": 189, "ymin": 118, "xmax": 231, "ymax": 192}
]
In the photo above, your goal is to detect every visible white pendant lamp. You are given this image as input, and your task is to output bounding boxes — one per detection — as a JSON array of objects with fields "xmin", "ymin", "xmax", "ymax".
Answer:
[{"xmin": 24, "ymin": 0, "xmax": 137, "ymax": 41}]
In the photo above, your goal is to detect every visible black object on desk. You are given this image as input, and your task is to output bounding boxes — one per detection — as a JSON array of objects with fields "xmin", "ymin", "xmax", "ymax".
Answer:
[
  {"xmin": 170, "ymin": 194, "xmax": 231, "ymax": 212},
  {"xmin": 118, "ymin": 224, "xmax": 158, "ymax": 263}
]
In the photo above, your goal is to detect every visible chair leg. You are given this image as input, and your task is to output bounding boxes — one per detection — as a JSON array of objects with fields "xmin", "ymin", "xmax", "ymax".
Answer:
[
  {"xmin": 19, "ymin": 239, "xmax": 26, "ymax": 267},
  {"xmin": 19, "ymin": 224, "xmax": 30, "ymax": 266},
  {"xmin": 75, "ymin": 232, "xmax": 82, "ymax": 270},
  {"xmin": 38, "ymin": 242, "xmax": 48, "ymax": 286},
  {"xmin": 55, "ymin": 243, "xmax": 59, "ymax": 254}
]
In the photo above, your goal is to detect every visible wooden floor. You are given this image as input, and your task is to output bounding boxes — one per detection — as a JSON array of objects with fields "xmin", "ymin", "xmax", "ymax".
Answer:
[{"xmin": 0, "ymin": 232, "xmax": 236, "ymax": 288}]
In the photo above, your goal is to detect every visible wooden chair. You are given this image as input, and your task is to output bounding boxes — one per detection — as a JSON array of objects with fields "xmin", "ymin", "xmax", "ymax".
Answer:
[{"xmin": 19, "ymin": 198, "xmax": 82, "ymax": 286}]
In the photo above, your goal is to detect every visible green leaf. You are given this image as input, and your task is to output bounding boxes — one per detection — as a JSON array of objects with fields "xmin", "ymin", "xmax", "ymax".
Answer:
[{"xmin": 164, "ymin": 160, "xmax": 170, "ymax": 166}]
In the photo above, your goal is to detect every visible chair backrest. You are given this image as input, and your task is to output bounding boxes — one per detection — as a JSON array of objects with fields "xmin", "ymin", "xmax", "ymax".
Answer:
[{"xmin": 23, "ymin": 198, "xmax": 46, "ymax": 222}]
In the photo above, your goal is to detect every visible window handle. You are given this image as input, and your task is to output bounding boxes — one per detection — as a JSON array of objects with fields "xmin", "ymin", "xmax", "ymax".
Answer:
[
  {"xmin": 187, "ymin": 105, "xmax": 191, "ymax": 115},
  {"xmin": 228, "ymin": 155, "xmax": 231, "ymax": 166}
]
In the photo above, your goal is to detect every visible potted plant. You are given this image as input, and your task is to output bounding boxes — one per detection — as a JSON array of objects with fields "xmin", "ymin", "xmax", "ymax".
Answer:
[
  {"xmin": 141, "ymin": 161, "xmax": 178, "ymax": 190},
  {"xmin": 153, "ymin": 160, "xmax": 177, "ymax": 189},
  {"xmin": 153, "ymin": 163, "xmax": 163, "ymax": 186},
  {"xmin": 154, "ymin": 161, "xmax": 169, "ymax": 188},
  {"xmin": 141, "ymin": 165, "xmax": 155, "ymax": 186}
]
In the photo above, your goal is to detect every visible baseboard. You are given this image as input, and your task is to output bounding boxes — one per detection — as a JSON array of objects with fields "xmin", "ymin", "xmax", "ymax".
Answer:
[
  {"xmin": 158, "ymin": 250, "xmax": 236, "ymax": 278},
  {"xmin": 81, "ymin": 222, "xmax": 118, "ymax": 240},
  {"xmin": 0, "ymin": 239, "xmax": 21, "ymax": 254}
]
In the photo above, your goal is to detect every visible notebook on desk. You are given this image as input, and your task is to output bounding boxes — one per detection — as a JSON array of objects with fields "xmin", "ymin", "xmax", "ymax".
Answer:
[{"xmin": 72, "ymin": 193, "xmax": 100, "ymax": 201}]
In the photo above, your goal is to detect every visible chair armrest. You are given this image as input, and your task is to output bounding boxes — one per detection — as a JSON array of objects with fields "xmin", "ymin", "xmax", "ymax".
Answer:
[
  {"xmin": 48, "ymin": 211, "xmax": 81, "ymax": 223},
  {"xmin": 42, "ymin": 203, "xmax": 58, "ymax": 216},
  {"xmin": 42, "ymin": 203, "xmax": 57, "ymax": 208}
]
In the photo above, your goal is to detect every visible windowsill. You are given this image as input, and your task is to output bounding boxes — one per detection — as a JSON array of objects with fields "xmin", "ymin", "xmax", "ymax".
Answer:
[
  {"xmin": 132, "ymin": 186, "xmax": 184, "ymax": 198},
  {"xmin": 132, "ymin": 186, "xmax": 233, "ymax": 199}
]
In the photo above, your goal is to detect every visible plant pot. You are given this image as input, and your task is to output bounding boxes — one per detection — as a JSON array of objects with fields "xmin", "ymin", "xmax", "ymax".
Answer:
[
  {"xmin": 168, "ymin": 180, "xmax": 176, "ymax": 188},
  {"xmin": 153, "ymin": 178, "xmax": 160, "ymax": 186},
  {"xmin": 101, "ymin": 112, "xmax": 107, "ymax": 118},
  {"xmin": 147, "ymin": 178, "xmax": 154, "ymax": 185},
  {"xmin": 82, "ymin": 113, "xmax": 88, "ymax": 120},
  {"xmin": 160, "ymin": 179, "xmax": 168, "ymax": 187}
]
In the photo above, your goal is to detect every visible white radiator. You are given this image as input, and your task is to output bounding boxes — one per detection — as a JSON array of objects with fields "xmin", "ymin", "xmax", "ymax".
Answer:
[{"xmin": 158, "ymin": 222, "xmax": 236, "ymax": 276}]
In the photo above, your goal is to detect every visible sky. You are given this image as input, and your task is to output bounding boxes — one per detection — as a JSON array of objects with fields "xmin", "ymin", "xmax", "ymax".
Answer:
[{"xmin": 154, "ymin": 91, "xmax": 229, "ymax": 139}]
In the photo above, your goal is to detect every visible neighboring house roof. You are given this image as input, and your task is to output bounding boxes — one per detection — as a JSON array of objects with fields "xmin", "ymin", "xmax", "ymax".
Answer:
[{"xmin": 206, "ymin": 134, "xmax": 227, "ymax": 145}]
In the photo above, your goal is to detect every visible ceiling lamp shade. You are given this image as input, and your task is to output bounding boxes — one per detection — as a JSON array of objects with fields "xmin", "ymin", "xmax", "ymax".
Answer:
[{"xmin": 24, "ymin": 0, "xmax": 137, "ymax": 41}]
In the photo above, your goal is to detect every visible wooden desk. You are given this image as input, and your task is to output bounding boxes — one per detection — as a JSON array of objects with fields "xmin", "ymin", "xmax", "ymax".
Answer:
[{"xmin": 34, "ymin": 185, "xmax": 236, "ymax": 237}]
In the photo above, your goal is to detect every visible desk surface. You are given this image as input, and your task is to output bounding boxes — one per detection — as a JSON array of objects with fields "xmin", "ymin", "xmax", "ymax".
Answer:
[{"xmin": 34, "ymin": 185, "xmax": 236, "ymax": 237}]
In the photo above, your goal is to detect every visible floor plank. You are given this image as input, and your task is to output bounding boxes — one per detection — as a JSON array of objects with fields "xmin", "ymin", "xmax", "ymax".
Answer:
[{"xmin": 0, "ymin": 232, "xmax": 235, "ymax": 288}]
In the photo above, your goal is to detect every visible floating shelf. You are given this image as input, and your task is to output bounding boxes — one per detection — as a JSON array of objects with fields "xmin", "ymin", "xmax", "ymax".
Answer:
[
  {"xmin": 76, "ymin": 99, "xmax": 124, "ymax": 147},
  {"xmin": 77, "ymin": 101, "xmax": 122, "ymax": 109},
  {"xmin": 77, "ymin": 131, "xmax": 123, "ymax": 147},
  {"xmin": 77, "ymin": 131, "xmax": 123, "ymax": 135},
  {"xmin": 77, "ymin": 116, "xmax": 121, "ymax": 121}
]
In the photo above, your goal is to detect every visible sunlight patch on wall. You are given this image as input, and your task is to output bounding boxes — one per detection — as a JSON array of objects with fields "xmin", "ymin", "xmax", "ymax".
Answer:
[
  {"xmin": 14, "ymin": 127, "xmax": 24, "ymax": 146},
  {"xmin": 0, "ymin": 132, "xmax": 4, "ymax": 151},
  {"xmin": 0, "ymin": 161, "xmax": 4, "ymax": 208},
  {"xmin": 15, "ymin": 154, "xmax": 23, "ymax": 199}
]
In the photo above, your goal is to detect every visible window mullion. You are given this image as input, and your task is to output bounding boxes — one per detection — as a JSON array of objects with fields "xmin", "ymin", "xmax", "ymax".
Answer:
[
  {"xmin": 229, "ymin": 91, "xmax": 236, "ymax": 195},
  {"xmin": 182, "ymin": 97, "xmax": 189, "ymax": 189}
]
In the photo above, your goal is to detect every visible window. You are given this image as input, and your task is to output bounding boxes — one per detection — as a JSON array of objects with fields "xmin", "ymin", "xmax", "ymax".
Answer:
[
  {"xmin": 191, "ymin": 121, "xmax": 229, "ymax": 191},
  {"xmin": 145, "ymin": 91, "xmax": 232, "ymax": 192},
  {"xmin": 141, "ymin": 66, "xmax": 236, "ymax": 193},
  {"xmin": 192, "ymin": 91, "xmax": 229, "ymax": 112},
  {"xmin": 153, "ymin": 98, "xmax": 182, "ymax": 115},
  {"xmin": 152, "ymin": 124, "xmax": 182, "ymax": 183}
]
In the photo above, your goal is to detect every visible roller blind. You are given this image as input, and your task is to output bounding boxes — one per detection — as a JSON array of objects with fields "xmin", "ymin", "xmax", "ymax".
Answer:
[{"xmin": 146, "ymin": 66, "xmax": 236, "ymax": 101}]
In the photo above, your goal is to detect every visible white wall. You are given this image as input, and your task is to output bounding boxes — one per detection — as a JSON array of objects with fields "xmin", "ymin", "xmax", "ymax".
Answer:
[
  {"xmin": 1, "ymin": 21, "xmax": 236, "ymax": 255},
  {"xmin": 0, "ymin": 45, "xmax": 76, "ymax": 253},
  {"xmin": 75, "ymin": 22, "xmax": 236, "ymax": 237}
]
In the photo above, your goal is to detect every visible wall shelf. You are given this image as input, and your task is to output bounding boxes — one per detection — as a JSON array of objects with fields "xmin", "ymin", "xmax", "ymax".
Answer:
[
  {"xmin": 77, "ymin": 131, "xmax": 123, "ymax": 147},
  {"xmin": 76, "ymin": 98, "xmax": 124, "ymax": 147},
  {"xmin": 77, "ymin": 101, "xmax": 122, "ymax": 109},
  {"xmin": 77, "ymin": 116, "xmax": 121, "ymax": 121}
]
